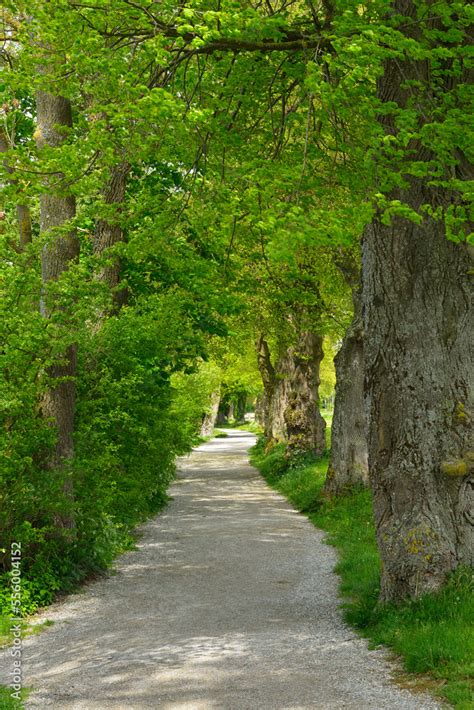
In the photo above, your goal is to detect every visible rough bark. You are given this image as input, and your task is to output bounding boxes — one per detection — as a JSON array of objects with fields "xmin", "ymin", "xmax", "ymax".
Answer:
[
  {"xmin": 363, "ymin": 0, "xmax": 473, "ymax": 601},
  {"xmin": 256, "ymin": 332, "xmax": 326, "ymax": 453},
  {"xmin": 364, "ymin": 216, "xmax": 473, "ymax": 601},
  {"xmin": 36, "ymin": 90, "xmax": 80, "ymax": 529},
  {"xmin": 256, "ymin": 335, "xmax": 276, "ymax": 439},
  {"xmin": 201, "ymin": 390, "xmax": 221, "ymax": 437},
  {"xmin": 94, "ymin": 161, "xmax": 130, "ymax": 311},
  {"xmin": 283, "ymin": 332, "xmax": 326, "ymax": 457},
  {"xmin": 269, "ymin": 352, "xmax": 291, "ymax": 443},
  {"xmin": 325, "ymin": 288, "xmax": 368, "ymax": 496}
]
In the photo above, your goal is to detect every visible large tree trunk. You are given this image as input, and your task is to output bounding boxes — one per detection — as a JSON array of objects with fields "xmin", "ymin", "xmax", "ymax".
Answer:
[
  {"xmin": 94, "ymin": 161, "xmax": 130, "ymax": 311},
  {"xmin": 201, "ymin": 390, "xmax": 220, "ymax": 437},
  {"xmin": 257, "ymin": 332, "xmax": 326, "ymax": 453},
  {"xmin": 36, "ymin": 90, "xmax": 80, "ymax": 530},
  {"xmin": 363, "ymin": 0, "xmax": 473, "ymax": 601},
  {"xmin": 325, "ymin": 289, "xmax": 368, "ymax": 496},
  {"xmin": 269, "ymin": 350, "xmax": 291, "ymax": 443},
  {"xmin": 364, "ymin": 215, "xmax": 473, "ymax": 602},
  {"xmin": 283, "ymin": 332, "xmax": 326, "ymax": 457},
  {"xmin": 256, "ymin": 335, "xmax": 276, "ymax": 439}
]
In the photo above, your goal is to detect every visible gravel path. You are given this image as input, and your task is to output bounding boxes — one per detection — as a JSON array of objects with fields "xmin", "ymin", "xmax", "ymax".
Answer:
[{"xmin": 1, "ymin": 430, "xmax": 441, "ymax": 709}]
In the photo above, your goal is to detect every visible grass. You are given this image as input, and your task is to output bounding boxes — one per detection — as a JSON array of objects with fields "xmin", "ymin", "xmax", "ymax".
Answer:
[
  {"xmin": 0, "ymin": 684, "xmax": 30, "ymax": 710},
  {"xmin": 250, "ymin": 436, "xmax": 474, "ymax": 709},
  {"xmin": 219, "ymin": 420, "xmax": 264, "ymax": 434},
  {"xmin": 0, "ymin": 619, "xmax": 29, "ymax": 710},
  {"xmin": 213, "ymin": 429, "xmax": 229, "ymax": 438},
  {"xmin": 0, "ymin": 615, "xmax": 54, "ymax": 709},
  {"xmin": 0, "ymin": 685, "xmax": 29, "ymax": 710}
]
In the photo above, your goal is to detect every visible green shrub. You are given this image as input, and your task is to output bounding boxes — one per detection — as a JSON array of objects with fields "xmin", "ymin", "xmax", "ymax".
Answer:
[{"xmin": 0, "ymin": 235, "xmax": 223, "ymax": 614}]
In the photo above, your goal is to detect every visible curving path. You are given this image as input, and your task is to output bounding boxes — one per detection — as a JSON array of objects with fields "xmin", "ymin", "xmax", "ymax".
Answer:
[{"xmin": 1, "ymin": 430, "xmax": 440, "ymax": 709}]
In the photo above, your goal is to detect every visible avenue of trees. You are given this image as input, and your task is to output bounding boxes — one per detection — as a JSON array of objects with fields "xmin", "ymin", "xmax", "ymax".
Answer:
[{"xmin": 0, "ymin": 0, "xmax": 472, "ymax": 610}]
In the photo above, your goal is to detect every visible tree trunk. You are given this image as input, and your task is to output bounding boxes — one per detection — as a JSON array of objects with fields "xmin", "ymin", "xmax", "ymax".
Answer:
[
  {"xmin": 94, "ymin": 161, "xmax": 130, "ymax": 311},
  {"xmin": 0, "ymin": 130, "xmax": 32, "ymax": 249},
  {"xmin": 363, "ymin": 0, "xmax": 473, "ymax": 601},
  {"xmin": 216, "ymin": 397, "xmax": 231, "ymax": 425},
  {"xmin": 325, "ymin": 288, "xmax": 368, "ymax": 496},
  {"xmin": 235, "ymin": 392, "xmax": 247, "ymax": 424},
  {"xmin": 256, "ymin": 335, "xmax": 276, "ymax": 439},
  {"xmin": 364, "ymin": 215, "xmax": 473, "ymax": 602},
  {"xmin": 201, "ymin": 390, "xmax": 220, "ymax": 437},
  {"xmin": 283, "ymin": 332, "xmax": 326, "ymax": 457},
  {"xmin": 257, "ymin": 332, "xmax": 326, "ymax": 453},
  {"xmin": 17, "ymin": 204, "xmax": 32, "ymax": 248},
  {"xmin": 36, "ymin": 90, "xmax": 80, "ymax": 530},
  {"xmin": 254, "ymin": 393, "xmax": 265, "ymax": 427},
  {"xmin": 269, "ymin": 351, "xmax": 291, "ymax": 443}
]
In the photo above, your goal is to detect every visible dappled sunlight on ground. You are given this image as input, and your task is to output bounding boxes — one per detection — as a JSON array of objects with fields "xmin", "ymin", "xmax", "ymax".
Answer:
[{"xmin": 0, "ymin": 430, "xmax": 440, "ymax": 709}]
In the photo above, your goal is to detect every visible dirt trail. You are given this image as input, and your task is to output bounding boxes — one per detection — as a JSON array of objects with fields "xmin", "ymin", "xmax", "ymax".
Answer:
[{"xmin": 0, "ymin": 430, "xmax": 440, "ymax": 709}]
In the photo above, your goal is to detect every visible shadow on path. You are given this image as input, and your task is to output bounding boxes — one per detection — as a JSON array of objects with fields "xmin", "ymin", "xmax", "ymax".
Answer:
[{"xmin": 0, "ymin": 430, "xmax": 440, "ymax": 709}]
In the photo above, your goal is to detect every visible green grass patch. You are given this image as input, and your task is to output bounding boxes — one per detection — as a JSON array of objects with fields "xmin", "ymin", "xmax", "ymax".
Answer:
[
  {"xmin": 0, "ymin": 685, "xmax": 29, "ymax": 709},
  {"xmin": 213, "ymin": 429, "xmax": 229, "ymax": 438},
  {"xmin": 250, "ymin": 436, "xmax": 474, "ymax": 709},
  {"xmin": 0, "ymin": 614, "xmax": 55, "ymax": 650},
  {"xmin": 0, "ymin": 617, "xmax": 28, "ymax": 648},
  {"xmin": 220, "ymin": 420, "xmax": 264, "ymax": 434},
  {"xmin": 0, "ymin": 616, "xmax": 13, "ymax": 648}
]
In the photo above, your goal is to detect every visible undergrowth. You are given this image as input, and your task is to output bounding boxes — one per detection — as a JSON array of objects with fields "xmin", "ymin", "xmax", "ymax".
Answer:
[{"xmin": 250, "ymin": 436, "xmax": 474, "ymax": 709}]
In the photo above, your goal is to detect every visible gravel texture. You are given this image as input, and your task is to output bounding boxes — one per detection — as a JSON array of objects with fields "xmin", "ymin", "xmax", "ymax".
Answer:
[{"xmin": 0, "ymin": 430, "xmax": 442, "ymax": 709}]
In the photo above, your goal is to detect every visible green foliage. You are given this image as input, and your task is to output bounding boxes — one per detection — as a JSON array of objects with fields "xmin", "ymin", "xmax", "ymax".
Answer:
[
  {"xmin": 0, "ymin": 685, "xmax": 28, "ymax": 709},
  {"xmin": 171, "ymin": 360, "xmax": 222, "ymax": 444},
  {"xmin": 319, "ymin": 337, "xmax": 337, "ymax": 401},
  {"xmin": 0, "ymin": 226, "xmax": 228, "ymax": 614},
  {"xmin": 252, "ymin": 436, "xmax": 474, "ymax": 708}
]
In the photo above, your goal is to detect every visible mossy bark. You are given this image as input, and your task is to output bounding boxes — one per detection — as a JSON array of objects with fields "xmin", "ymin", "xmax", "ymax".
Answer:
[
  {"xmin": 363, "ymin": 0, "xmax": 473, "ymax": 601},
  {"xmin": 283, "ymin": 332, "xmax": 326, "ymax": 457},
  {"xmin": 257, "ymin": 332, "xmax": 326, "ymax": 455}
]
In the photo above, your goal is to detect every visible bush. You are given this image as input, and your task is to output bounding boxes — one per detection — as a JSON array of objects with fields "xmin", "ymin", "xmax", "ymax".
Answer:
[{"xmin": 0, "ymin": 238, "xmax": 222, "ymax": 614}]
